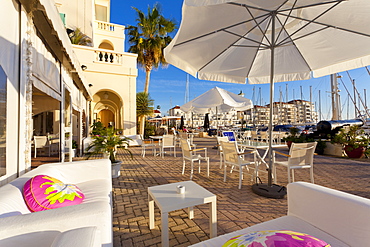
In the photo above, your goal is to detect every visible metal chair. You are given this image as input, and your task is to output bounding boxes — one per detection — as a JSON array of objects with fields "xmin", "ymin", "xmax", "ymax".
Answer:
[
  {"xmin": 221, "ymin": 141, "xmax": 256, "ymax": 189},
  {"xmin": 33, "ymin": 136, "xmax": 51, "ymax": 158},
  {"xmin": 243, "ymin": 130, "xmax": 252, "ymax": 141},
  {"xmin": 251, "ymin": 130, "xmax": 258, "ymax": 140},
  {"xmin": 216, "ymin": 136, "xmax": 229, "ymax": 169},
  {"xmin": 258, "ymin": 131, "xmax": 269, "ymax": 142},
  {"xmin": 273, "ymin": 142, "xmax": 317, "ymax": 184},
  {"xmin": 140, "ymin": 135, "xmax": 157, "ymax": 157},
  {"xmin": 180, "ymin": 139, "xmax": 209, "ymax": 180},
  {"xmin": 160, "ymin": 135, "xmax": 176, "ymax": 158}
]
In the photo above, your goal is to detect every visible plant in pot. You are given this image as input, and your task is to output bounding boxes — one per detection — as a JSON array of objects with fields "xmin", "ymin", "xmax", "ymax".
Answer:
[
  {"xmin": 331, "ymin": 125, "xmax": 370, "ymax": 159},
  {"xmin": 72, "ymin": 140, "xmax": 78, "ymax": 157},
  {"xmin": 315, "ymin": 139, "xmax": 327, "ymax": 155},
  {"xmin": 282, "ymin": 127, "xmax": 306, "ymax": 148},
  {"xmin": 86, "ymin": 123, "xmax": 132, "ymax": 178}
]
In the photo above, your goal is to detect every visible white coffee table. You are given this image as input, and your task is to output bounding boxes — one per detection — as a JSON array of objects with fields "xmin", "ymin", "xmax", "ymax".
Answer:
[{"xmin": 148, "ymin": 181, "xmax": 217, "ymax": 247}]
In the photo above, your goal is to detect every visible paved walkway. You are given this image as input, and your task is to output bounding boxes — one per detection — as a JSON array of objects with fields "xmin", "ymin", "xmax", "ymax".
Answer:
[{"xmin": 112, "ymin": 137, "xmax": 370, "ymax": 247}]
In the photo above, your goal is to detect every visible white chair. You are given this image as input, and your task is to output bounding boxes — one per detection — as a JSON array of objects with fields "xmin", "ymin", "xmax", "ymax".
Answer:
[
  {"xmin": 258, "ymin": 131, "xmax": 268, "ymax": 142},
  {"xmin": 273, "ymin": 142, "xmax": 317, "ymax": 184},
  {"xmin": 33, "ymin": 136, "xmax": 51, "ymax": 158},
  {"xmin": 216, "ymin": 136, "xmax": 229, "ymax": 169},
  {"xmin": 243, "ymin": 130, "xmax": 252, "ymax": 141},
  {"xmin": 161, "ymin": 134, "xmax": 176, "ymax": 158},
  {"xmin": 177, "ymin": 132, "xmax": 197, "ymax": 148},
  {"xmin": 251, "ymin": 130, "xmax": 258, "ymax": 140},
  {"xmin": 180, "ymin": 139, "xmax": 209, "ymax": 180},
  {"xmin": 140, "ymin": 135, "xmax": 157, "ymax": 157},
  {"xmin": 221, "ymin": 141, "xmax": 256, "ymax": 189}
]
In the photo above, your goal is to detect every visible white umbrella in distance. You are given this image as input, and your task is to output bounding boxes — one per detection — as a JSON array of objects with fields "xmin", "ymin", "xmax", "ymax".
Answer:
[
  {"xmin": 165, "ymin": 0, "xmax": 370, "ymax": 198},
  {"xmin": 180, "ymin": 86, "xmax": 253, "ymax": 114}
]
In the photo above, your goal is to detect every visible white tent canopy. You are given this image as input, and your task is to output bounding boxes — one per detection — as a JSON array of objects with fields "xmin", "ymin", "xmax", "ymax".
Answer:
[{"xmin": 180, "ymin": 87, "xmax": 253, "ymax": 113}]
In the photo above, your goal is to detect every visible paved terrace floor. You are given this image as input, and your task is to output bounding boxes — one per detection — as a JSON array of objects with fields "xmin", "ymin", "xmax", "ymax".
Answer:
[{"xmin": 108, "ymin": 137, "xmax": 369, "ymax": 247}]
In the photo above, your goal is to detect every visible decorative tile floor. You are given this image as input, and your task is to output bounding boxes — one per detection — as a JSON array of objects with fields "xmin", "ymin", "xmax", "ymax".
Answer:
[{"xmin": 109, "ymin": 137, "xmax": 370, "ymax": 246}]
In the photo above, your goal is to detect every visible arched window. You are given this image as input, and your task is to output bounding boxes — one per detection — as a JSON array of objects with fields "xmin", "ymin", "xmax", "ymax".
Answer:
[{"xmin": 98, "ymin": 41, "xmax": 114, "ymax": 50}]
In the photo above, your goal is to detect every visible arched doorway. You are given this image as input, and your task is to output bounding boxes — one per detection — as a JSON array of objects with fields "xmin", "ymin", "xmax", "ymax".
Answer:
[
  {"xmin": 99, "ymin": 109, "xmax": 114, "ymax": 128},
  {"xmin": 91, "ymin": 90, "xmax": 123, "ymax": 129}
]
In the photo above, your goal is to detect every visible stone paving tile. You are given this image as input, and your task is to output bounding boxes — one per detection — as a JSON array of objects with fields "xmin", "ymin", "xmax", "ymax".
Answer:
[{"xmin": 113, "ymin": 137, "xmax": 370, "ymax": 246}]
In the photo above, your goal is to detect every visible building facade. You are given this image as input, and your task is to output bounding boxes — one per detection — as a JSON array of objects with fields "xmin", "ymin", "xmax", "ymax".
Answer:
[
  {"xmin": 55, "ymin": 0, "xmax": 138, "ymax": 134},
  {"xmin": 0, "ymin": 0, "xmax": 137, "ymax": 186},
  {"xmin": 247, "ymin": 100, "xmax": 318, "ymax": 126},
  {"xmin": 169, "ymin": 99, "xmax": 318, "ymax": 129}
]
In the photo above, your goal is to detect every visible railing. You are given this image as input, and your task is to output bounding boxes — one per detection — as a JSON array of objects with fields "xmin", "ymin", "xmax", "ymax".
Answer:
[
  {"xmin": 95, "ymin": 50, "xmax": 123, "ymax": 65},
  {"xmin": 96, "ymin": 21, "xmax": 116, "ymax": 32}
]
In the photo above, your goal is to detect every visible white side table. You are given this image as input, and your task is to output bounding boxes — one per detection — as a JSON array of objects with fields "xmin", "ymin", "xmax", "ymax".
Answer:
[{"xmin": 148, "ymin": 181, "xmax": 217, "ymax": 247}]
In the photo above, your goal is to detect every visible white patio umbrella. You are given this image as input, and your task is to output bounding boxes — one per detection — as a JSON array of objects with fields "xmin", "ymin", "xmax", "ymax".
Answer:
[
  {"xmin": 164, "ymin": 0, "xmax": 370, "ymax": 197},
  {"xmin": 181, "ymin": 86, "xmax": 253, "ymax": 114}
]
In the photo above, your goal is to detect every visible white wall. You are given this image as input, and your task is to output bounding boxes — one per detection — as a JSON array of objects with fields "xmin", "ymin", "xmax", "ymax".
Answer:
[
  {"xmin": 55, "ymin": 0, "xmax": 95, "ymax": 40},
  {"xmin": 0, "ymin": 0, "xmax": 20, "ymax": 185}
]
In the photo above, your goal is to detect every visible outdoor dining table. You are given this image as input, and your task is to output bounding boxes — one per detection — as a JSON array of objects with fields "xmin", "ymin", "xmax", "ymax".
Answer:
[
  {"xmin": 238, "ymin": 140, "xmax": 286, "ymax": 178},
  {"xmin": 149, "ymin": 135, "xmax": 163, "ymax": 140},
  {"xmin": 149, "ymin": 136, "xmax": 163, "ymax": 156}
]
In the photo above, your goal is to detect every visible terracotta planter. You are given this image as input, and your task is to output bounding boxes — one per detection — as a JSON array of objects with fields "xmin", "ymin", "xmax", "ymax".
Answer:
[
  {"xmin": 344, "ymin": 145, "xmax": 365, "ymax": 159},
  {"xmin": 287, "ymin": 141, "xmax": 293, "ymax": 149}
]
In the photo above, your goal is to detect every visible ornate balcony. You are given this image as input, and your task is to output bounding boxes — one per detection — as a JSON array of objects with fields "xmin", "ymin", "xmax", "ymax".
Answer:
[{"xmin": 95, "ymin": 49, "xmax": 123, "ymax": 65}]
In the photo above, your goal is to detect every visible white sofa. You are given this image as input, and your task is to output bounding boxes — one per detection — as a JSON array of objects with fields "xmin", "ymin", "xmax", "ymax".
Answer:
[
  {"xmin": 0, "ymin": 159, "xmax": 112, "ymax": 247},
  {"xmin": 124, "ymin": 134, "xmax": 142, "ymax": 147},
  {"xmin": 191, "ymin": 182, "xmax": 370, "ymax": 247}
]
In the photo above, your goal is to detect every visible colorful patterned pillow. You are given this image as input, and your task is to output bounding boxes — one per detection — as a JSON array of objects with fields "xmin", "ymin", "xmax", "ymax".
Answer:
[
  {"xmin": 223, "ymin": 230, "xmax": 331, "ymax": 247},
  {"xmin": 23, "ymin": 175, "xmax": 84, "ymax": 212}
]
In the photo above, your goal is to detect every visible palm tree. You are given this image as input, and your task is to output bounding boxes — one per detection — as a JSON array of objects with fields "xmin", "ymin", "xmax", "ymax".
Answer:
[
  {"xmin": 136, "ymin": 92, "xmax": 154, "ymax": 135},
  {"xmin": 69, "ymin": 28, "xmax": 92, "ymax": 46},
  {"xmin": 127, "ymin": 4, "xmax": 176, "ymax": 93}
]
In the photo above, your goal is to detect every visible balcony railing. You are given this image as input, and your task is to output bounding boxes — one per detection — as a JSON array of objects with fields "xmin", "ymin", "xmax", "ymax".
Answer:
[
  {"xmin": 95, "ymin": 50, "xmax": 123, "ymax": 65},
  {"xmin": 96, "ymin": 21, "xmax": 117, "ymax": 32}
]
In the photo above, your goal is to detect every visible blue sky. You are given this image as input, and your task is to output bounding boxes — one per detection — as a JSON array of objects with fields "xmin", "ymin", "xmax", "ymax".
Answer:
[{"xmin": 110, "ymin": 0, "xmax": 370, "ymax": 120}]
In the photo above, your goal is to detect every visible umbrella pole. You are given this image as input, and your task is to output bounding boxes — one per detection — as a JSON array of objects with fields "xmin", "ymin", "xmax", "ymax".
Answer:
[
  {"xmin": 252, "ymin": 13, "xmax": 286, "ymax": 199},
  {"xmin": 216, "ymin": 107, "xmax": 218, "ymax": 130}
]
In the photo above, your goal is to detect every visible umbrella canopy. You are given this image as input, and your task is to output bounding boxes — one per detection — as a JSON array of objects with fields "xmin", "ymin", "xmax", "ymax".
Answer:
[
  {"xmin": 165, "ymin": 0, "xmax": 370, "ymax": 84},
  {"xmin": 180, "ymin": 86, "xmax": 253, "ymax": 113},
  {"xmin": 148, "ymin": 116, "xmax": 162, "ymax": 122},
  {"xmin": 165, "ymin": 0, "xmax": 370, "ymax": 195}
]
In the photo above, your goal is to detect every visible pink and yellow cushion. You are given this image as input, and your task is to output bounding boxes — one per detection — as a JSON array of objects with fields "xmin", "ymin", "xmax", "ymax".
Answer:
[
  {"xmin": 23, "ymin": 175, "xmax": 84, "ymax": 212},
  {"xmin": 223, "ymin": 230, "xmax": 331, "ymax": 247}
]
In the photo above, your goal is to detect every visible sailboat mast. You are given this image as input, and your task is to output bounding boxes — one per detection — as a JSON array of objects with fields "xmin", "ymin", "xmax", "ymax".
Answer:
[
  {"xmin": 310, "ymin": 86, "xmax": 312, "ymax": 122},
  {"xmin": 331, "ymin": 74, "xmax": 340, "ymax": 120},
  {"xmin": 319, "ymin": 90, "xmax": 321, "ymax": 121},
  {"xmin": 185, "ymin": 74, "xmax": 189, "ymax": 104}
]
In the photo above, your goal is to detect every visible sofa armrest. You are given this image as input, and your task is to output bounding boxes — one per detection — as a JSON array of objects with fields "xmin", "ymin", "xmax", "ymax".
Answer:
[
  {"xmin": 0, "ymin": 201, "xmax": 112, "ymax": 247},
  {"xmin": 287, "ymin": 182, "xmax": 370, "ymax": 246},
  {"xmin": 12, "ymin": 159, "xmax": 112, "ymax": 186}
]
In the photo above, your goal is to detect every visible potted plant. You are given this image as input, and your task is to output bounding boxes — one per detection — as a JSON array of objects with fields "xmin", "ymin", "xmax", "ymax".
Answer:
[
  {"xmin": 72, "ymin": 140, "xmax": 78, "ymax": 157},
  {"xmin": 315, "ymin": 139, "xmax": 327, "ymax": 155},
  {"xmin": 282, "ymin": 127, "xmax": 306, "ymax": 148},
  {"xmin": 87, "ymin": 123, "xmax": 132, "ymax": 178},
  {"xmin": 331, "ymin": 125, "xmax": 370, "ymax": 158}
]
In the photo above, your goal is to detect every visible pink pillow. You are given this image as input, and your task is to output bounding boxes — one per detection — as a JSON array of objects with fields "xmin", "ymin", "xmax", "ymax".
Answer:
[
  {"xmin": 223, "ymin": 230, "xmax": 331, "ymax": 247},
  {"xmin": 23, "ymin": 175, "xmax": 84, "ymax": 212}
]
